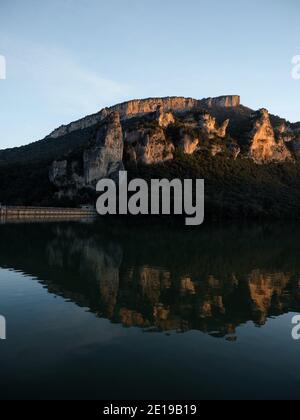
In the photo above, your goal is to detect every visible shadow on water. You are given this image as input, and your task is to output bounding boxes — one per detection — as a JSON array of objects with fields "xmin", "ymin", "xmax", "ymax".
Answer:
[{"xmin": 0, "ymin": 220, "xmax": 300, "ymax": 340}]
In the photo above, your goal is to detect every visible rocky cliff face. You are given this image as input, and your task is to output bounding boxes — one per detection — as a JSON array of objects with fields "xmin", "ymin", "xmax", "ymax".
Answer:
[
  {"xmin": 48, "ymin": 95, "xmax": 241, "ymax": 139},
  {"xmin": 50, "ymin": 111, "xmax": 124, "ymax": 196},
  {"xmin": 199, "ymin": 112, "xmax": 229, "ymax": 139},
  {"xmin": 156, "ymin": 105, "xmax": 175, "ymax": 128},
  {"xmin": 199, "ymin": 95, "xmax": 240, "ymax": 108},
  {"xmin": 247, "ymin": 109, "xmax": 292, "ymax": 163},
  {"xmin": 83, "ymin": 111, "xmax": 124, "ymax": 185},
  {"xmin": 48, "ymin": 95, "xmax": 300, "ymax": 199},
  {"xmin": 179, "ymin": 132, "xmax": 200, "ymax": 155},
  {"xmin": 276, "ymin": 122, "xmax": 300, "ymax": 158},
  {"xmin": 124, "ymin": 127, "xmax": 174, "ymax": 165}
]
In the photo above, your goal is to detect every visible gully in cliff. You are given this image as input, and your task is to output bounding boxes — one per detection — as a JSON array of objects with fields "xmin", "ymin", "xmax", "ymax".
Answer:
[{"xmin": 96, "ymin": 171, "xmax": 204, "ymax": 226}]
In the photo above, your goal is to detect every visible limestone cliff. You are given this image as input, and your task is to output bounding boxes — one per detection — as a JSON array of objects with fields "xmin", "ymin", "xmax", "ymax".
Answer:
[
  {"xmin": 156, "ymin": 105, "xmax": 175, "ymax": 128},
  {"xmin": 247, "ymin": 109, "xmax": 292, "ymax": 163},
  {"xmin": 275, "ymin": 122, "xmax": 300, "ymax": 158},
  {"xmin": 179, "ymin": 132, "xmax": 199, "ymax": 155},
  {"xmin": 49, "ymin": 111, "xmax": 124, "ymax": 196},
  {"xmin": 48, "ymin": 96, "xmax": 300, "ymax": 200},
  {"xmin": 48, "ymin": 95, "xmax": 241, "ymax": 139},
  {"xmin": 83, "ymin": 111, "xmax": 124, "ymax": 186},
  {"xmin": 199, "ymin": 112, "xmax": 229, "ymax": 139},
  {"xmin": 124, "ymin": 127, "xmax": 174, "ymax": 165},
  {"xmin": 199, "ymin": 95, "xmax": 240, "ymax": 108}
]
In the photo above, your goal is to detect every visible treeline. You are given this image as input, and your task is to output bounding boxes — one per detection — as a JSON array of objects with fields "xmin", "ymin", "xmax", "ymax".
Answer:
[
  {"xmin": 2, "ymin": 151, "xmax": 300, "ymax": 220},
  {"xmin": 126, "ymin": 151, "xmax": 300, "ymax": 220}
]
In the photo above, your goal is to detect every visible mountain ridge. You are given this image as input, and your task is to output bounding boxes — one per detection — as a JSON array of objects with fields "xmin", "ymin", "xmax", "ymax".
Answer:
[
  {"xmin": 1, "ymin": 94, "xmax": 300, "ymax": 220},
  {"xmin": 0, "ymin": 94, "xmax": 296, "ymax": 168},
  {"xmin": 47, "ymin": 95, "xmax": 242, "ymax": 139}
]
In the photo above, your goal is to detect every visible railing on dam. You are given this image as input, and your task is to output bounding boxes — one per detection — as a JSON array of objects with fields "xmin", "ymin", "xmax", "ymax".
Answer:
[{"xmin": 0, "ymin": 204, "xmax": 97, "ymax": 219}]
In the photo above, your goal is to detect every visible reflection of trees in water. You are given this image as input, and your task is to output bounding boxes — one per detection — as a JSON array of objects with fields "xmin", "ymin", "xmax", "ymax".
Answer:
[{"xmin": 1, "ymin": 222, "xmax": 300, "ymax": 338}]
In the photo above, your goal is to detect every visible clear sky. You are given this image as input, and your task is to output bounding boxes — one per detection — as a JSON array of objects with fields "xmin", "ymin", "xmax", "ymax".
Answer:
[{"xmin": 0, "ymin": 0, "xmax": 299, "ymax": 149}]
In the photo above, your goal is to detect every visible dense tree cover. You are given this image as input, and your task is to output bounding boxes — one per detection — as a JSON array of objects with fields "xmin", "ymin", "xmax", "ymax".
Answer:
[
  {"xmin": 0, "ymin": 125, "xmax": 96, "ymax": 167},
  {"xmin": 1, "ymin": 138, "xmax": 300, "ymax": 220},
  {"xmin": 0, "ymin": 103, "xmax": 294, "ymax": 216},
  {"xmin": 0, "ymin": 161, "xmax": 56, "ymax": 206},
  {"xmin": 126, "ymin": 151, "xmax": 300, "ymax": 220}
]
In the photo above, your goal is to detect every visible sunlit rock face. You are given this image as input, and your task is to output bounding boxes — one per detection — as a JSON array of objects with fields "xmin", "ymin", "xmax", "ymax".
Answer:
[
  {"xmin": 179, "ymin": 133, "xmax": 200, "ymax": 155},
  {"xmin": 47, "ymin": 96, "xmax": 300, "ymax": 201},
  {"xmin": 48, "ymin": 95, "xmax": 241, "ymax": 139},
  {"xmin": 199, "ymin": 112, "xmax": 229, "ymax": 139},
  {"xmin": 112, "ymin": 97, "xmax": 199, "ymax": 120},
  {"xmin": 201, "ymin": 95, "xmax": 241, "ymax": 108},
  {"xmin": 112, "ymin": 95, "xmax": 240, "ymax": 121},
  {"xmin": 83, "ymin": 111, "xmax": 124, "ymax": 186},
  {"xmin": 247, "ymin": 109, "xmax": 292, "ymax": 163},
  {"xmin": 124, "ymin": 127, "xmax": 174, "ymax": 164},
  {"xmin": 156, "ymin": 105, "xmax": 175, "ymax": 128}
]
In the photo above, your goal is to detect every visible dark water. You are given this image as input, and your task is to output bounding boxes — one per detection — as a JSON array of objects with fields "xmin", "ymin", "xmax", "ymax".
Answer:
[{"xmin": 0, "ymin": 220, "xmax": 300, "ymax": 400}]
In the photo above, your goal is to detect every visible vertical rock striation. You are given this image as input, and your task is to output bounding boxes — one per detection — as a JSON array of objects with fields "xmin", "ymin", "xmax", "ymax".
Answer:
[{"xmin": 83, "ymin": 111, "xmax": 124, "ymax": 186}]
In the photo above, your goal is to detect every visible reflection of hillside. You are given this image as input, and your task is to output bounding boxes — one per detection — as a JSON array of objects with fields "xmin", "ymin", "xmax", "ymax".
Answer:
[
  {"xmin": 46, "ymin": 226, "xmax": 122, "ymax": 318},
  {"xmin": 0, "ymin": 222, "xmax": 300, "ymax": 338},
  {"xmin": 114, "ymin": 267, "xmax": 299, "ymax": 338}
]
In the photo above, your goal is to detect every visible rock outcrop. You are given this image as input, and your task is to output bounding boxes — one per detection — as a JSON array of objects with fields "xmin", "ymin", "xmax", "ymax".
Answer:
[
  {"xmin": 247, "ymin": 109, "xmax": 292, "ymax": 163},
  {"xmin": 83, "ymin": 111, "xmax": 124, "ymax": 186},
  {"xmin": 48, "ymin": 95, "xmax": 241, "ymax": 139},
  {"xmin": 276, "ymin": 122, "xmax": 300, "ymax": 158},
  {"xmin": 156, "ymin": 105, "xmax": 175, "ymax": 128},
  {"xmin": 49, "ymin": 112, "xmax": 124, "ymax": 196},
  {"xmin": 49, "ymin": 160, "xmax": 68, "ymax": 185},
  {"xmin": 48, "ymin": 96, "xmax": 300, "ymax": 200},
  {"xmin": 124, "ymin": 127, "xmax": 174, "ymax": 164},
  {"xmin": 179, "ymin": 132, "xmax": 200, "ymax": 155},
  {"xmin": 199, "ymin": 112, "xmax": 229, "ymax": 139},
  {"xmin": 200, "ymin": 95, "xmax": 240, "ymax": 108}
]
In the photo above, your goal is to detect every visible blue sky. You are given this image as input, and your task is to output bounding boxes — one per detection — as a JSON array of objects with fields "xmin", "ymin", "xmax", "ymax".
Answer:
[{"xmin": 0, "ymin": 0, "xmax": 299, "ymax": 149}]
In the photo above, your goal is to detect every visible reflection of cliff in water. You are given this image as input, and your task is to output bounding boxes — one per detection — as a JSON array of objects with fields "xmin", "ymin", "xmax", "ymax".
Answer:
[{"xmin": 0, "ymin": 222, "xmax": 300, "ymax": 339}]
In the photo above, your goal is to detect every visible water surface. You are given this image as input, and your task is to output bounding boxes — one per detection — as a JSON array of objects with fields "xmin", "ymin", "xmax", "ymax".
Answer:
[{"xmin": 0, "ymin": 221, "xmax": 300, "ymax": 400}]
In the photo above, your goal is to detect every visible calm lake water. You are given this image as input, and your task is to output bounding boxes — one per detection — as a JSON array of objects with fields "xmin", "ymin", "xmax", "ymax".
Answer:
[{"xmin": 0, "ymin": 220, "xmax": 300, "ymax": 400}]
